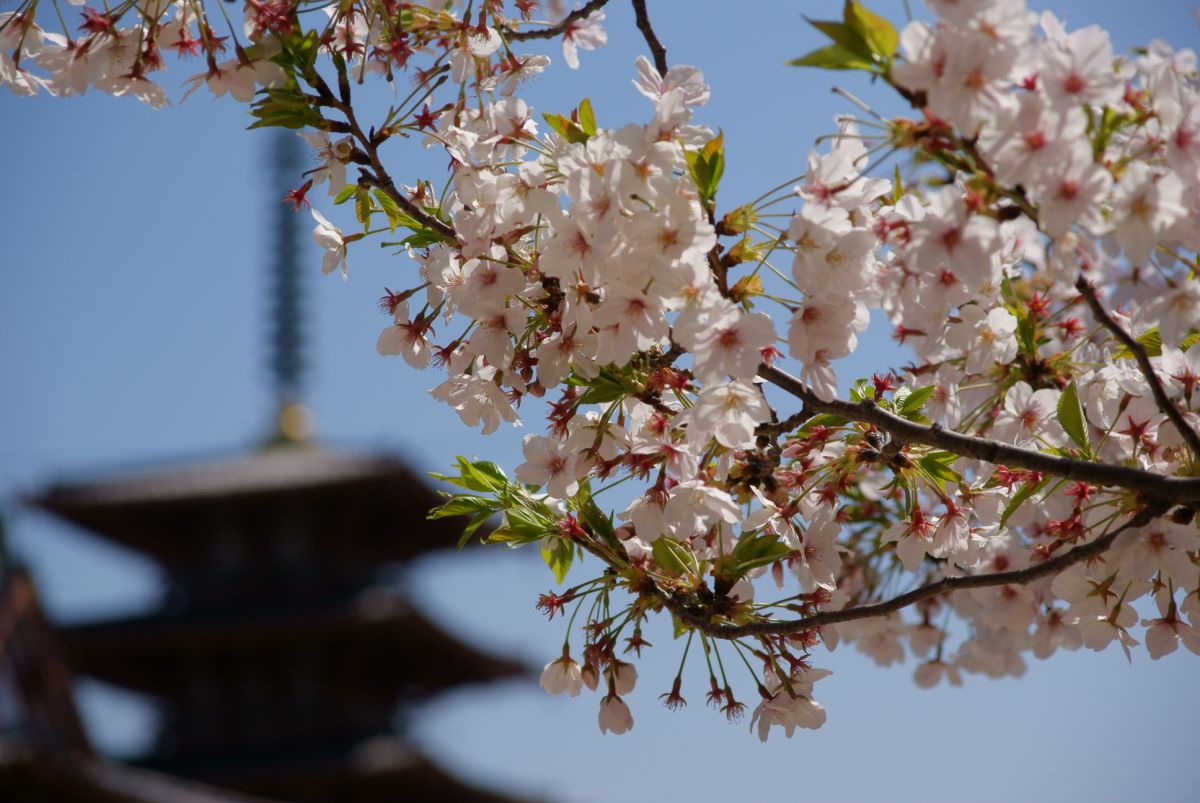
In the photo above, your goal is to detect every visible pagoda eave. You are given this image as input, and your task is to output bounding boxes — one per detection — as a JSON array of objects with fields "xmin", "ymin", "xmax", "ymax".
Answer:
[
  {"xmin": 134, "ymin": 737, "xmax": 533, "ymax": 803},
  {"xmin": 62, "ymin": 592, "xmax": 526, "ymax": 698},
  {"xmin": 31, "ymin": 447, "xmax": 479, "ymax": 566}
]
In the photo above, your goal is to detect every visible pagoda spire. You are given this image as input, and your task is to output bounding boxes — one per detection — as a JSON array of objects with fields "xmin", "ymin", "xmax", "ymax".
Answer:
[{"xmin": 267, "ymin": 130, "xmax": 313, "ymax": 444}]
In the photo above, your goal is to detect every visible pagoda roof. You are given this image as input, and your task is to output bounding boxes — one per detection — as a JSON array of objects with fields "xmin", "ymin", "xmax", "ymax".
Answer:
[
  {"xmin": 137, "ymin": 736, "xmax": 535, "ymax": 803},
  {"xmin": 35, "ymin": 446, "xmax": 413, "ymax": 506},
  {"xmin": 30, "ymin": 444, "xmax": 476, "ymax": 565},
  {"xmin": 61, "ymin": 586, "xmax": 526, "ymax": 698},
  {"xmin": 0, "ymin": 741, "xmax": 283, "ymax": 803}
]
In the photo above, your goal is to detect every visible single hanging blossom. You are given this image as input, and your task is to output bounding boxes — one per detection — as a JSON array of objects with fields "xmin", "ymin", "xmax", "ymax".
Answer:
[
  {"xmin": 540, "ymin": 653, "xmax": 584, "ymax": 697},
  {"xmin": 598, "ymin": 693, "xmax": 634, "ymax": 734},
  {"xmin": 311, "ymin": 209, "xmax": 349, "ymax": 278}
]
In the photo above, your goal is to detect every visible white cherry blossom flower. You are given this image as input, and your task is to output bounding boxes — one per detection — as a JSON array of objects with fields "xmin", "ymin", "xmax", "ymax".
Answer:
[
  {"xmin": 1039, "ymin": 24, "xmax": 1128, "ymax": 110},
  {"xmin": 540, "ymin": 654, "xmax": 584, "ymax": 696},
  {"xmin": 514, "ymin": 434, "xmax": 579, "ymax": 499},
  {"xmin": 311, "ymin": 209, "xmax": 349, "ymax": 278},
  {"xmin": 632, "ymin": 55, "xmax": 709, "ymax": 106},
  {"xmin": 561, "ymin": 11, "xmax": 606, "ymax": 70},
  {"xmin": 944, "ymin": 305, "xmax": 1018, "ymax": 373},
  {"xmin": 993, "ymin": 381, "xmax": 1060, "ymax": 446},
  {"xmin": 598, "ymin": 693, "xmax": 633, "ymax": 734},
  {"xmin": 689, "ymin": 304, "xmax": 776, "ymax": 385},
  {"xmin": 299, "ymin": 131, "xmax": 353, "ymax": 197},
  {"xmin": 663, "ymin": 481, "xmax": 741, "ymax": 540},
  {"xmin": 1110, "ymin": 163, "xmax": 1186, "ymax": 266},
  {"xmin": 787, "ymin": 298, "xmax": 869, "ymax": 365},
  {"xmin": 681, "ymin": 381, "xmax": 771, "ymax": 449},
  {"xmin": 428, "ymin": 366, "xmax": 519, "ymax": 435}
]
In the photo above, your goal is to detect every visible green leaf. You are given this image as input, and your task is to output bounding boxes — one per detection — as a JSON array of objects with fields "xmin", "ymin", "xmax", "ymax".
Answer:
[
  {"xmin": 801, "ymin": 413, "xmax": 849, "ymax": 431},
  {"xmin": 1113, "ymin": 326, "xmax": 1162, "ymax": 359},
  {"xmin": 542, "ymin": 112, "xmax": 588, "ymax": 144},
  {"xmin": 541, "ymin": 538, "xmax": 575, "ymax": 584},
  {"xmin": 507, "ymin": 507, "xmax": 555, "ymax": 537},
  {"xmin": 246, "ymin": 82, "xmax": 326, "ymax": 131},
  {"xmin": 1000, "ymin": 476, "xmax": 1049, "ymax": 527},
  {"xmin": 1015, "ymin": 308, "xmax": 1039, "ymax": 355},
  {"xmin": 401, "ymin": 228, "xmax": 444, "ymax": 249},
  {"xmin": 577, "ymin": 371, "xmax": 630, "ymax": 405},
  {"xmin": 917, "ymin": 451, "xmax": 962, "ymax": 490},
  {"xmin": 844, "ymin": 0, "xmax": 899, "ymax": 57},
  {"xmin": 899, "ymin": 385, "xmax": 936, "ymax": 418},
  {"xmin": 454, "ymin": 511, "xmax": 489, "ymax": 549},
  {"xmin": 803, "ymin": 18, "xmax": 874, "ymax": 61},
  {"xmin": 652, "ymin": 536, "xmax": 698, "ymax": 578},
  {"xmin": 1056, "ymin": 381, "xmax": 1091, "ymax": 455},
  {"xmin": 729, "ymin": 531, "xmax": 791, "ymax": 576},
  {"xmin": 428, "ymin": 494, "xmax": 495, "ymax": 519},
  {"xmin": 372, "ymin": 189, "xmax": 406, "ymax": 232},
  {"xmin": 577, "ymin": 98, "xmax": 596, "ymax": 136},
  {"xmin": 333, "ymin": 184, "xmax": 357, "ymax": 205},
  {"xmin": 685, "ymin": 132, "xmax": 725, "ymax": 209},
  {"xmin": 849, "ymin": 377, "xmax": 873, "ymax": 403},
  {"xmin": 354, "ymin": 186, "xmax": 372, "ymax": 231},
  {"xmin": 788, "ymin": 44, "xmax": 876, "ymax": 71},
  {"xmin": 432, "ymin": 456, "xmax": 509, "ymax": 493},
  {"xmin": 575, "ymin": 496, "xmax": 618, "ymax": 549}
]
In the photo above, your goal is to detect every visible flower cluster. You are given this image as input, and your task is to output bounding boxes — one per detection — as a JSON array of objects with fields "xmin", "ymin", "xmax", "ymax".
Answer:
[{"xmin": 9, "ymin": 0, "xmax": 1200, "ymax": 741}]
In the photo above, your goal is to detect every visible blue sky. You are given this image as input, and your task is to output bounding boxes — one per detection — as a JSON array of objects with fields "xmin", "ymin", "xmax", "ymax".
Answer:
[{"xmin": 2, "ymin": 2, "xmax": 1198, "ymax": 801}]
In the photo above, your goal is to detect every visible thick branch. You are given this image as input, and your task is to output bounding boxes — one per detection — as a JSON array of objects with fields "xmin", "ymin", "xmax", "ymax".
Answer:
[
  {"xmin": 502, "ymin": 0, "xmax": 612, "ymax": 41},
  {"xmin": 659, "ymin": 502, "xmax": 1168, "ymax": 639},
  {"xmin": 757, "ymin": 364, "xmax": 1200, "ymax": 503},
  {"xmin": 631, "ymin": 0, "xmax": 668, "ymax": 75},
  {"xmin": 1076, "ymin": 276, "xmax": 1200, "ymax": 459}
]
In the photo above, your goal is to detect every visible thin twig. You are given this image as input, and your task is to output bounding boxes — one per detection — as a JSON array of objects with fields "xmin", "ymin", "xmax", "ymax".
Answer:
[
  {"xmin": 757, "ymin": 364, "xmax": 1200, "ymax": 503},
  {"xmin": 657, "ymin": 502, "xmax": 1168, "ymax": 639},
  {"xmin": 631, "ymin": 0, "xmax": 668, "ymax": 75},
  {"xmin": 360, "ymin": 169, "xmax": 457, "ymax": 241},
  {"xmin": 1076, "ymin": 276, "xmax": 1200, "ymax": 459},
  {"xmin": 305, "ymin": 68, "xmax": 457, "ymax": 242},
  {"xmin": 501, "ymin": 0, "xmax": 612, "ymax": 41}
]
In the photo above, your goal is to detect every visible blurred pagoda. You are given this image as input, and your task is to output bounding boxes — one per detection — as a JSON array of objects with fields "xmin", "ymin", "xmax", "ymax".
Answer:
[{"xmin": 24, "ymin": 132, "xmax": 525, "ymax": 802}]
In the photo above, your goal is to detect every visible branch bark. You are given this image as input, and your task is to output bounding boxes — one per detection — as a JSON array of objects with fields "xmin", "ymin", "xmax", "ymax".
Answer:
[
  {"xmin": 757, "ymin": 364, "xmax": 1200, "ymax": 503},
  {"xmin": 657, "ymin": 501, "xmax": 1168, "ymax": 639},
  {"xmin": 501, "ymin": 0, "xmax": 612, "ymax": 41},
  {"xmin": 631, "ymin": 0, "xmax": 668, "ymax": 75},
  {"xmin": 1076, "ymin": 276, "xmax": 1200, "ymax": 459}
]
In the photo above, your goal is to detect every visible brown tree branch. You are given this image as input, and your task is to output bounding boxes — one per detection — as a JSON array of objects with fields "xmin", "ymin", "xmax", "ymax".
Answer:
[
  {"xmin": 657, "ymin": 501, "xmax": 1168, "ymax": 639},
  {"xmin": 501, "ymin": 0, "xmax": 612, "ymax": 41},
  {"xmin": 631, "ymin": 0, "xmax": 668, "ymax": 75},
  {"xmin": 1075, "ymin": 276, "xmax": 1200, "ymax": 459},
  {"xmin": 304, "ymin": 67, "xmax": 458, "ymax": 243},
  {"xmin": 757, "ymin": 363, "xmax": 1200, "ymax": 503},
  {"xmin": 755, "ymin": 406, "xmax": 813, "ymax": 438}
]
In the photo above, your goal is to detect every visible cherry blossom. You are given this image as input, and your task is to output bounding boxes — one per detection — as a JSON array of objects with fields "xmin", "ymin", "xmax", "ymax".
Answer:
[
  {"xmin": 540, "ymin": 653, "xmax": 585, "ymax": 696},
  {"xmin": 11, "ymin": 0, "xmax": 1200, "ymax": 742},
  {"xmin": 598, "ymin": 692, "xmax": 634, "ymax": 734},
  {"xmin": 310, "ymin": 210, "xmax": 348, "ymax": 278}
]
